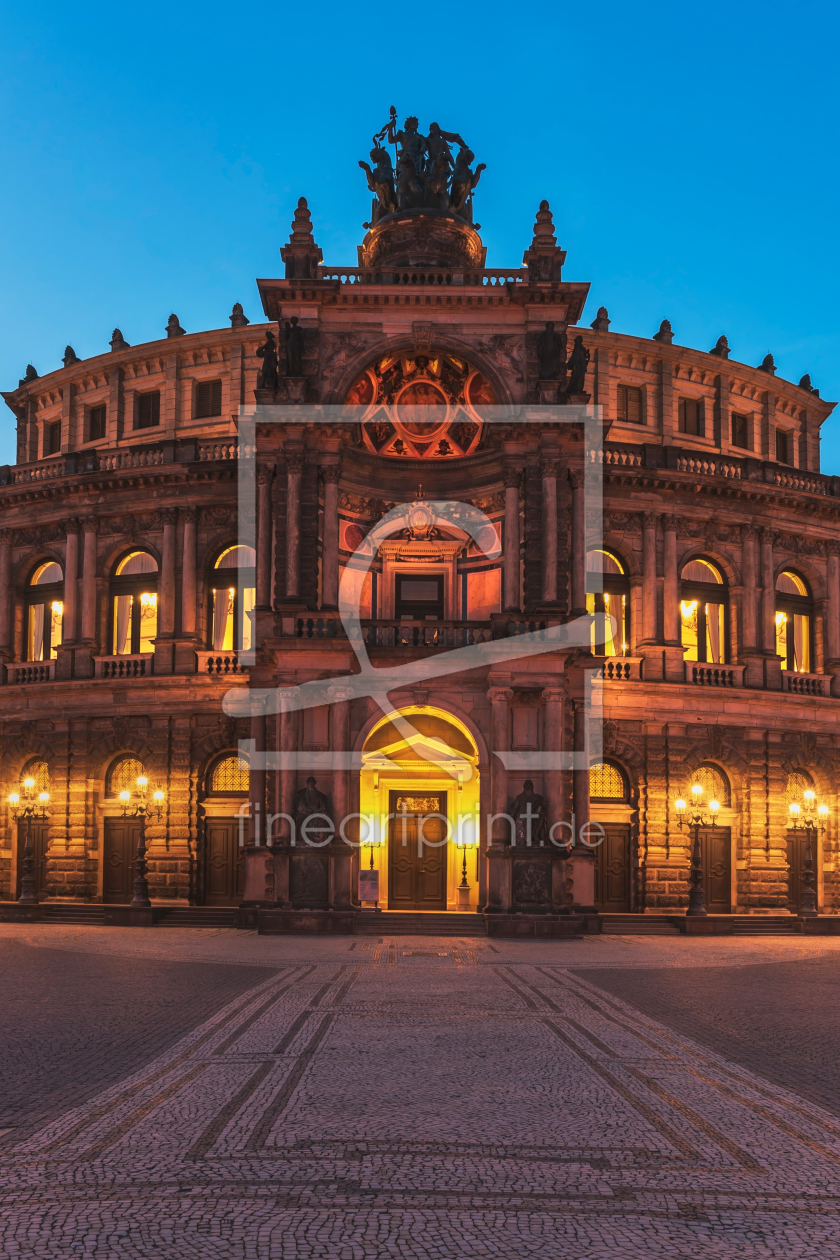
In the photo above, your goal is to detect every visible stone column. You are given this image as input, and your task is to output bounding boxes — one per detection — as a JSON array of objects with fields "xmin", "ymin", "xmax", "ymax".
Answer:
[
  {"xmin": 159, "ymin": 509, "xmax": 177, "ymax": 636},
  {"xmin": 328, "ymin": 686, "xmax": 352, "ymax": 909},
  {"xmin": 827, "ymin": 543, "xmax": 840, "ymax": 696},
  {"xmin": 569, "ymin": 469, "xmax": 586, "ymax": 616},
  {"xmin": 256, "ymin": 463, "xmax": 274, "ymax": 611},
  {"xmin": 540, "ymin": 455, "xmax": 558, "ymax": 604},
  {"xmin": 741, "ymin": 526, "xmax": 758, "ymax": 651},
  {"xmin": 249, "ymin": 707, "xmax": 266, "ymax": 848},
  {"xmin": 569, "ymin": 696, "xmax": 596, "ymax": 912},
  {"xmin": 0, "ymin": 529, "xmax": 13, "ymax": 660},
  {"xmin": 662, "ymin": 515, "xmax": 678, "ymax": 643},
  {"xmin": 503, "ymin": 464, "xmax": 520, "ymax": 612},
  {"xmin": 761, "ymin": 527, "xmax": 781, "ymax": 690},
  {"xmin": 180, "ymin": 507, "xmax": 197, "ymax": 637},
  {"xmin": 541, "ymin": 685, "xmax": 564, "ymax": 831},
  {"xmin": 62, "ymin": 520, "xmax": 79, "ymax": 644},
  {"xmin": 641, "ymin": 513, "xmax": 658, "ymax": 642},
  {"xmin": 80, "ymin": 518, "xmax": 98, "ymax": 644},
  {"xmin": 321, "ymin": 464, "xmax": 340, "ymax": 609},
  {"xmin": 485, "ymin": 685, "xmax": 513, "ymax": 913},
  {"xmin": 285, "ymin": 451, "xmax": 303, "ymax": 600}
]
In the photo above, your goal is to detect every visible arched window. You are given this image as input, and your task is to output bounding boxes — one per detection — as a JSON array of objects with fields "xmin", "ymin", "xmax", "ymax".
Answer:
[
  {"xmin": 586, "ymin": 550, "xmax": 629, "ymax": 656},
  {"xmin": 775, "ymin": 570, "xmax": 812, "ymax": 673},
  {"xmin": 686, "ymin": 763, "xmax": 730, "ymax": 806},
  {"xmin": 106, "ymin": 755, "xmax": 145, "ymax": 797},
  {"xmin": 589, "ymin": 761, "xmax": 628, "ymax": 801},
  {"xmin": 20, "ymin": 758, "xmax": 50, "ymax": 794},
  {"xmin": 680, "ymin": 557, "xmax": 726, "ymax": 664},
  {"xmin": 208, "ymin": 753, "xmax": 250, "ymax": 795},
  {"xmin": 110, "ymin": 552, "xmax": 158, "ymax": 656},
  {"xmin": 27, "ymin": 562, "xmax": 63, "ymax": 661},
  {"xmin": 785, "ymin": 770, "xmax": 813, "ymax": 807},
  {"xmin": 210, "ymin": 546, "xmax": 256, "ymax": 652}
]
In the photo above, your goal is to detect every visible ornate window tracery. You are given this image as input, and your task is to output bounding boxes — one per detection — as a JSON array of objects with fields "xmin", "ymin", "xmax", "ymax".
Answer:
[
  {"xmin": 209, "ymin": 754, "xmax": 250, "ymax": 795},
  {"xmin": 21, "ymin": 759, "xmax": 50, "ymax": 794},
  {"xmin": 106, "ymin": 756, "xmax": 145, "ymax": 797},
  {"xmin": 346, "ymin": 350, "xmax": 495, "ymax": 459},
  {"xmin": 589, "ymin": 762, "xmax": 628, "ymax": 801},
  {"xmin": 686, "ymin": 763, "xmax": 730, "ymax": 806}
]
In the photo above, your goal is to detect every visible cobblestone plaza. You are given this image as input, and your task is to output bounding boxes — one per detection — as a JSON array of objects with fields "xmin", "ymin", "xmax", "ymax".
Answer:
[{"xmin": 4, "ymin": 925, "xmax": 840, "ymax": 1258}]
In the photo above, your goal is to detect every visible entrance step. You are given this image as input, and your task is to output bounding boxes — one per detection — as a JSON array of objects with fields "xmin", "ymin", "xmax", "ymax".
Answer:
[
  {"xmin": 40, "ymin": 904, "xmax": 107, "ymax": 926},
  {"xmin": 600, "ymin": 915, "xmax": 681, "ymax": 935},
  {"xmin": 356, "ymin": 911, "xmax": 487, "ymax": 936},
  {"xmin": 154, "ymin": 907, "xmax": 238, "ymax": 929},
  {"xmin": 732, "ymin": 915, "xmax": 798, "ymax": 934}
]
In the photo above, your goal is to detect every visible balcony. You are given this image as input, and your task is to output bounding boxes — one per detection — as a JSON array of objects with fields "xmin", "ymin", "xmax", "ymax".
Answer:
[
  {"xmin": 94, "ymin": 653, "xmax": 154, "ymax": 679},
  {"xmin": 782, "ymin": 670, "xmax": 832, "ymax": 697},
  {"xmin": 363, "ymin": 620, "xmax": 494, "ymax": 648},
  {"xmin": 196, "ymin": 650, "xmax": 250, "ymax": 677},
  {"xmin": 685, "ymin": 663, "xmax": 746, "ymax": 688},
  {"xmin": 591, "ymin": 657, "xmax": 643, "ymax": 682},
  {"xmin": 5, "ymin": 660, "xmax": 56, "ymax": 684}
]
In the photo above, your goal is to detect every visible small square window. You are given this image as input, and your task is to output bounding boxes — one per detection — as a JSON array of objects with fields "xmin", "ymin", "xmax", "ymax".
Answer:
[
  {"xmin": 88, "ymin": 404, "xmax": 107, "ymax": 442},
  {"xmin": 136, "ymin": 391, "xmax": 160, "ymax": 430},
  {"xmin": 679, "ymin": 398, "xmax": 704, "ymax": 436},
  {"xmin": 776, "ymin": 429, "xmax": 790, "ymax": 464},
  {"xmin": 195, "ymin": 379, "xmax": 222, "ymax": 419},
  {"xmin": 617, "ymin": 385, "xmax": 643, "ymax": 424},
  {"xmin": 45, "ymin": 421, "xmax": 61, "ymax": 456},
  {"xmin": 731, "ymin": 413, "xmax": 749, "ymax": 449}
]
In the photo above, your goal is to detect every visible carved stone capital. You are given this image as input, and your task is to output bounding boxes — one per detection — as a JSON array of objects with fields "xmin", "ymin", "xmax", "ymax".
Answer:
[
  {"xmin": 540, "ymin": 456, "xmax": 559, "ymax": 478},
  {"xmin": 82, "ymin": 516, "xmax": 99, "ymax": 534},
  {"xmin": 642, "ymin": 512, "xmax": 659, "ymax": 531},
  {"xmin": 661, "ymin": 514, "xmax": 678, "ymax": 533},
  {"xmin": 181, "ymin": 506, "xmax": 198, "ymax": 524},
  {"xmin": 760, "ymin": 526, "xmax": 776, "ymax": 548},
  {"xmin": 62, "ymin": 517, "xmax": 80, "ymax": 536},
  {"xmin": 740, "ymin": 523, "xmax": 758, "ymax": 543},
  {"xmin": 541, "ymin": 687, "xmax": 564, "ymax": 704},
  {"xmin": 285, "ymin": 452, "xmax": 304, "ymax": 476},
  {"xmin": 320, "ymin": 464, "xmax": 340, "ymax": 484},
  {"xmin": 257, "ymin": 462, "xmax": 275, "ymax": 487},
  {"xmin": 158, "ymin": 508, "xmax": 179, "ymax": 528},
  {"xmin": 487, "ymin": 686, "xmax": 514, "ymax": 704},
  {"xmin": 827, "ymin": 541, "xmax": 840, "ymax": 559},
  {"xmin": 0, "ymin": 529, "xmax": 13, "ymax": 546},
  {"xmin": 567, "ymin": 469, "xmax": 585, "ymax": 491},
  {"xmin": 503, "ymin": 464, "xmax": 521, "ymax": 490}
]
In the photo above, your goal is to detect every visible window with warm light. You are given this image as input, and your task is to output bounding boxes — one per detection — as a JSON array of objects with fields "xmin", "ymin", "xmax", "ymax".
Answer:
[
  {"xmin": 775, "ymin": 570, "xmax": 811, "ymax": 673},
  {"xmin": 209, "ymin": 753, "xmax": 250, "ymax": 795},
  {"xmin": 680, "ymin": 558, "xmax": 726, "ymax": 663},
  {"xmin": 106, "ymin": 756, "xmax": 146, "ymax": 797},
  {"xmin": 27, "ymin": 561, "xmax": 63, "ymax": 661},
  {"xmin": 210, "ymin": 546, "xmax": 256, "ymax": 652},
  {"xmin": 589, "ymin": 761, "xmax": 628, "ymax": 801},
  {"xmin": 586, "ymin": 549, "xmax": 629, "ymax": 656},
  {"xmin": 685, "ymin": 763, "xmax": 730, "ymax": 807},
  {"xmin": 20, "ymin": 759, "xmax": 50, "ymax": 795},
  {"xmin": 110, "ymin": 551, "xmax": 159, "ymax": 655}
]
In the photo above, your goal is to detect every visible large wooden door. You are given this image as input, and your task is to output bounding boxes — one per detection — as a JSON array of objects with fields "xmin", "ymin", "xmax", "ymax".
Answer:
[
  {"xmin": 594, "ymin": 824, "xmax": 631, "ymax": 912},
  {"xmin": 103, "ymin": 818, "xmax": 140, "ymax": 903},
  {"xmin": 388, "ymin": 792, "xmax": 447, "ymax": 911},
  {"xmin": 700, "ymin": 826, "xmax": 731, "ymax": 914},
  {"xmin": 205, "ymin": 819, "xmax": 245, "ymax": 906},
  {"xmin": 15, "ymin": 821, "xmax": 50, "ymax": 900},
  {"xmin": 786, "ymin": 831, "xmax": 814, "ymax": 912}
]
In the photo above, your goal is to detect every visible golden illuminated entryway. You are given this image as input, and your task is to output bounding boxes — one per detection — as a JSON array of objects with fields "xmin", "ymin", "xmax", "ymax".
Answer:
[{"xmin": 359, "ymin": 707, "xmax": 480, "ymax": 911}]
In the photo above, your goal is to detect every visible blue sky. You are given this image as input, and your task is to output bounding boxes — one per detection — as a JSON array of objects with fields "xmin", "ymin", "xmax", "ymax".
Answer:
[{"xmin": 1, "ymin": 0, "xmax": 838, "ymax": 467}]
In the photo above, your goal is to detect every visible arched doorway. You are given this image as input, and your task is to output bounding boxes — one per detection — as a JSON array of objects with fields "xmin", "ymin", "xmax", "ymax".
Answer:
[
  {"xmin": 359, "ymin": 707, "xmax": 480, "ymax": 911},
  {"xmin": 203, "ymin": 752, "xmax": 249, "ymax": 906}
]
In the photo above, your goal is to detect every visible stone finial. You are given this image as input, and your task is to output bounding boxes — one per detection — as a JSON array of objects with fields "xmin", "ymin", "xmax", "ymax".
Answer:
[
  {"xmin": 230, "ymin": 302, "xmax": 250, "ymax": 328},
  {"xmin": 18, "ymin": 364, "xmax": 38, "ymax": 387},
  {"xmin": 522, "ymin": 199, "xmax": 566, "ymax": 282},
  {"xmin": 757, "ymin": 353, "xmax": 776, "ymax": 375},
  {"xmin": 110, "ymin": 329, "xmax": 130, "ymax": 351},
  {"xmin": 798, "ymin": 373, "xmax": 819, "ymax": 396},
  {"xmin": 166, "ymin": 313, "xmax": 186, "ymax": 338},
  {"xmin": 590, "ymin": 306, "xmax": 610, "ymax": 332},
  {"xmin": 280, "ymin": 196, "xmax": 323, "ymax": 281},
  {"xmin": 709, "ymin": 335, "xmax": 730, "ymax": 359},
  {"xmin": 62, "ymin": 345, "xmax": 82, "ymax": 367},
  {"xmin": 653, "ymin": 319, "xmax": 674, "ymax": 344}
]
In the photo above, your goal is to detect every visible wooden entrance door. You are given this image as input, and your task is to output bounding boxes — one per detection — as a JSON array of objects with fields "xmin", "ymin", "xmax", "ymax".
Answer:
[
  {"xmin": 700, "ymin": 826, "xmax": 731, "ymax": 913},
  {"xmin": 103, "ymin": 817, "xmax": 140, "ymax": 903},
  {"xmin": 786, "ymin": 831, "xmax": 814, "ymax": 912},
  {"xmin": 15, "ymin": 821, "xmax": 50, "ymax": 900},
  {"xmin": 205, "ymin": 819, "xmax": 245, "ymax": 906},
  {"xmin": 594, "ymin": 824, "xmax": 631, "ymax": 912},
  {"xmin": 388, "ymin": 792, "xmax": 447, "ymax": 910}
]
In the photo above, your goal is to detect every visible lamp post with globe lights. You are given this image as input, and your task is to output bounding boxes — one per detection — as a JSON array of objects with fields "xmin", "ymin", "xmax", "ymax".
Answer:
[
  {"xmin": 8, "ymin": 777, "xmax": 50, "ymax": 905},
  {"xmin": 788, "ymin": 790, "xmax": 829, "ymax": 918},
  {"xmin": 119, "ymin": 775, "xmax": 165, "ymax": 909},
  {"xmin": 674, "ymin": 781, "xmax": 720, "ymax": 918}
]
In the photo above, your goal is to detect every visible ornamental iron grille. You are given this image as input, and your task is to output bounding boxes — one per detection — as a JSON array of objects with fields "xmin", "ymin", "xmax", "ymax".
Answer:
[
  {"xmin": 785, "ymin": 770, "xmax": 813, "ymax": 807},
  {"xmin": 686, "ymin": 763, "xmax": 730, "ymax": 806},
  {"xmin": 106, "ymin": 757, "xmax": 145, "ymax": 798},
  {"xmin": 589, "ymin": 762, "xmax": 627, "ymax": 801},
  {"xmin": 209, "ymin": 755, "xmax": 250, "ymax": 794},
  {"xmin": 20, "ymin": 759, "xmax": 50, "ymax": 794}
]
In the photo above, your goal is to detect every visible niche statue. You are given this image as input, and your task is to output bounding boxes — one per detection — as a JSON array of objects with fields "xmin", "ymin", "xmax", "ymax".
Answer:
[
  {"xmin": 284, "ymin": 316, "xmax": 305, "ymax": 377},
  {"xmin": 256, "ymin": 331, "xmax": 278, "ymax": 391},
  {"xmin": 567, "ymin": 336, "xmax": 591, "ymax": 395},
  {"xmin": 509, "ymin": 779, "xmax": 548, "ymax": 847},
  {"xmin": 293, "ymin": 777, "xmax": 332, "ymax": 842},
  {"xmin": 537, "ymin": 321, "xmax": 567, "ymax": 381}
]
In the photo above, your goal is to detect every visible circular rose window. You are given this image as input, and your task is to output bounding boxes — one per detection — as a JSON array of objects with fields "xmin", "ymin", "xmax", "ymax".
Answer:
[{"xmin": 344, "ymin": 351, "xmax": 496, "ymax": 458}]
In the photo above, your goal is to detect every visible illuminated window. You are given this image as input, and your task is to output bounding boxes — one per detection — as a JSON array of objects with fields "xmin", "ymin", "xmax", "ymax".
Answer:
[
  {"xmin": 209, "ymin": 754, "xmax": 250, "ymax": 794},
  {"xmin": 110, "ymin": 551, "xmax": 159, "ymax": 655},
  {"xmin": 680, "ymin": 557, "xmax": 726, "ymax": 664},
  {"xmin": 687, "ymin": 763, "xmax": 730, "ymax": 807},
  {"xmin": 27, "ymin": 561, "xmax": 63, "ymax": 661},
  {"xmin": 210, "ymin": 546, "xmax": 256, "ymax": 652},
  {"xmin": 21, "ymin": 759, "xmax": 50, "ymax": 794},
  {"xmin": 586, "ymin": 550, "xmax": 629, "ymax": 656},
  {"xmin": 589, "ymin": 762, "xmax": 627, "ymax": 801},
  {"xmin": 106, "ymin": 756, "xmax": 145, "ymax": 797},
  {"xmin": 785, "ymin": 770, "xmax": 813, "ymax": 808},
  {"xmin": 775, "ymin": 570, "xmax": 811, "ymax": 673}
]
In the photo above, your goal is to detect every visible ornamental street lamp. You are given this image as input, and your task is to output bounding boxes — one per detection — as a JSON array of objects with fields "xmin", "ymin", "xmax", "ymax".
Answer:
[
  {"xmin": 674, "ymin": 782, "xmax": 720, "ymax": 918},
  {"xmin": 9, "ymin": 778, "xmax": 50, "ymax": 906},
  {"xmin": 119, "ymin": 776, "xmax": 165, "ymax": 909},
  {"xmin": 788, "ymin": 790, "xmax": 829, "ymax": 918}
]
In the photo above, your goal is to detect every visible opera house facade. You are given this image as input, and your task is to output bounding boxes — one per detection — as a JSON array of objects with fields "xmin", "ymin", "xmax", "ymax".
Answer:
[{"xmin": 1, "ymin": 115, "xmax": 837, "ymax": 933}]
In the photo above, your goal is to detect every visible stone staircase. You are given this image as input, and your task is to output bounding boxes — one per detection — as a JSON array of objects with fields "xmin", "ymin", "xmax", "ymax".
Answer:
[
  {"xmin": 40, "ymin": 903, "xmax": 108, "ymax": 926},
  {"xmin": 600, "ymin": 915, "xmax": 682, "ymax": 935},
  {"xmin": 355, "ymin": 911, "xmax": 487, "ymax": 936},
  {"xmin": 733, "ymin": 915, "xmax": 798, "ymax": 935},
  {"xmin": 154, "ymin": 906, "xmax": 238, "ymax": 929}
]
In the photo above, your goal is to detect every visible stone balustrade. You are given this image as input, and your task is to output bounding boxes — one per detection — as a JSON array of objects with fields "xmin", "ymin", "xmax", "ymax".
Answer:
[
  {"xmin": 5, "ymin": 660, "xmax": 56, "ymax": 684},
  {"xmin": 782, "ymin": 670, "xmax": 832, "ymax": 696},
  {"xmin": 685, "ymin": 662, "xmax": 747, "ymax": 688},
  {"xmin": 196, "ymin": 650, "xmax": 250, "ymax": 676},
  {"xmin": 363, "ymin": 620, "xmax": 494, "ymax": 648},
  {"xmin": 591, "ymin": 657, "xmax": 643, "ymax": 682},
  {"xmin": 94, "ymin": 653, "xmax": 154, "ymax": 679}
]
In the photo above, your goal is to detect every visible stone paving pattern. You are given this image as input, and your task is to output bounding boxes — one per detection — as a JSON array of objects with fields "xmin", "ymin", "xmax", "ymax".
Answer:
[{"xmin": 4, "ymin": 926, "xmax": 840, "ymax": 1258}]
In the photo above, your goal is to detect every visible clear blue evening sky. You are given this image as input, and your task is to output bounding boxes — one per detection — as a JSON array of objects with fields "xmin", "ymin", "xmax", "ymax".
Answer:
[{"xmin": 1, "ymin": 0, "xmax": 838, "ymax": 467}]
